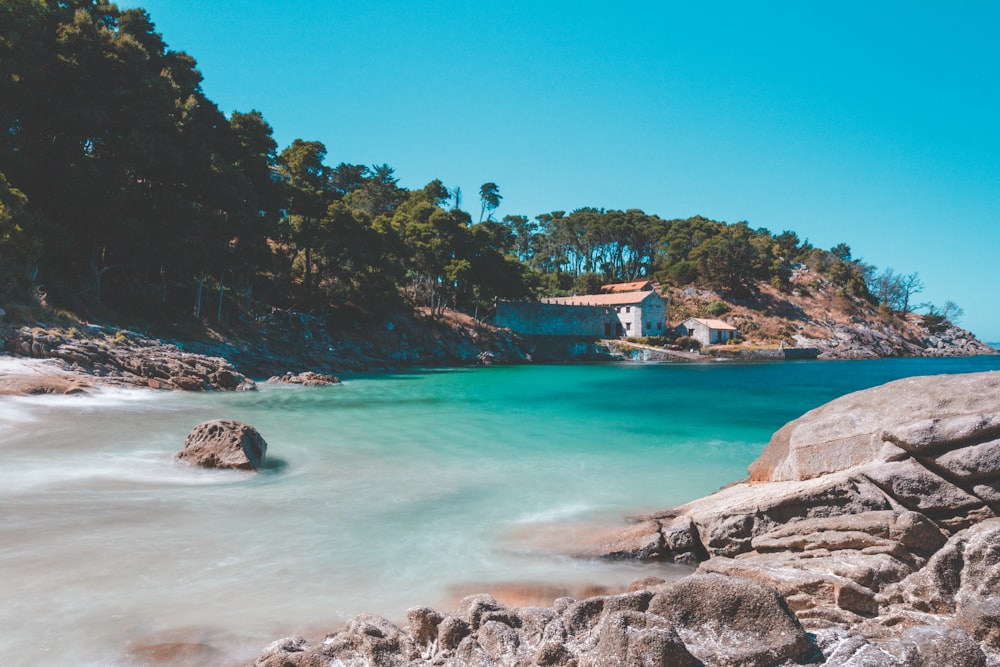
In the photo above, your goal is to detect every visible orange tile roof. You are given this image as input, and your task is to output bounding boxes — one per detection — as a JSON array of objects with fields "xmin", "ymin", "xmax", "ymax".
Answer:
[
  {"xmin": 687, "ymin": 317, "xmax": 737, "ymax": 330},
  {"xmin": 601, "ymin": 281, "xmax": 653, "ymax": 293},
  {"xmin": 542, "ymin": 291, "xmax": 662, "ymax": 306}
]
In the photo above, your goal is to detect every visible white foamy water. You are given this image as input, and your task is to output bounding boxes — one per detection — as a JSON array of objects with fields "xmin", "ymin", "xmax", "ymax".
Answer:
[{"xmin": 3, "ymin": 357, "xmax": 999, "ymax": 666}]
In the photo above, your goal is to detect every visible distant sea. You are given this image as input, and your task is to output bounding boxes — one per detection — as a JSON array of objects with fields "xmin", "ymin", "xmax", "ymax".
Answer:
[{"xmin": 2, "ymin": 355, "xmax": 999, "ymax": 666}]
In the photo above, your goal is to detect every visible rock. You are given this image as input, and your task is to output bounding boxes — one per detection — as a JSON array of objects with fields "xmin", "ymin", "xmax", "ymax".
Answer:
[
  {"xmin": 646, "ymin": 574, "xmax": 817, "ymax": 667},
  {"xmin": 2, "ymin": 326, "xmax": 256, "ymax": 392},
  {"xmin": 580, "ymin": 371, "xmax": 1000, "ymax": 663},
  {"xmin": 175, "ymin": 420, "xmax": 267, "ymax": 471},
  {"xmin": 749, "ymin": 371, "xmax": 1000, "ymax": 482},
  {"xmin": 900, "ymin": 626, "xmax": 987, "ymax": 667},
  {"xmin": 880, "ymin": 518, "xmax": 1000, "ymax": 616},
  {"xmin": 581, "ymin": 610, "xmax": 697, "ymax": 667},
  {"xmin": 266, "ymin": 371, "xmax": 341, "ymax": 386}
]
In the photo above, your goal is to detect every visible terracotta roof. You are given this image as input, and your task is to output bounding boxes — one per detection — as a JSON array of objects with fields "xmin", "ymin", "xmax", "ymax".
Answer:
[
  {"xmin": 686, "ymin": 317, "xmax": 737, "ymax": 330},
  {"xmin": 542, "ymin": 291, "xmax": 662, "ymax": 306},
  {"xmin": 601, "ymin": 281, "xmax": 653, "ymax": 293}
]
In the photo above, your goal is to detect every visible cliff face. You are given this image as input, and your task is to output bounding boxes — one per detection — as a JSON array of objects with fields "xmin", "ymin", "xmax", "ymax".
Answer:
[{"xmin": 663, "ymin": 266, "xmax": 994, "ymax": 359}]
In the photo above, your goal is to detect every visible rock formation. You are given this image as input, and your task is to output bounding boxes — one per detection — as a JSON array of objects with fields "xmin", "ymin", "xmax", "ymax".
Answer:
[
  {"xmin": 266, "ymin": 371, "xmax": 341, "ymax": 386},
  {"xmin": 2, "ymin": 326, "xmax": 255, "ymax": 391},
  {"xmin": 255, "ymin": 576, "xmax": 817, "ymax": 667},
  {"xmin": 176, "ymin": 420, "xmax": 268, "ymax": 471},
  {"xmin": 255, "ymin": 370, "xmax": 1000, "ymax": 666},
  {"xmin": 587, "ymin": 370, "xmax": 1000, "ymax": 663}
]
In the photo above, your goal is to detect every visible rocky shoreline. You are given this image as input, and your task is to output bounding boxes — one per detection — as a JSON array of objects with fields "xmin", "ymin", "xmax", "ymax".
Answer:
[
  {"xmin": 0, "ymin": 325, "xmax": 255, "ymax": 393},
  {"xmin": 0, "ymin": 311, "xmax": 994, "ymax": 398},
  {"xmin": 253, "ymin": 371, "xmax": 1000, "ymax": 666}
]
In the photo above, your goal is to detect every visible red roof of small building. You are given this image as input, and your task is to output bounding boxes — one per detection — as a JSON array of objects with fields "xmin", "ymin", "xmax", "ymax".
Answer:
[{"xmin": 686, "ymin": 317, "xmax": 737, "ymax": 330}]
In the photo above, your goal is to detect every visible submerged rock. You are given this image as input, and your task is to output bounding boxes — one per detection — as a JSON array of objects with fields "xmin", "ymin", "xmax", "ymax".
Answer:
[
  {"xmin": 266, "ymin": 371, "xmax": 340, "ymax": 386},
  {"xmin": 176, "ymin": 419, "xmax": 267, "ymax": 471}
]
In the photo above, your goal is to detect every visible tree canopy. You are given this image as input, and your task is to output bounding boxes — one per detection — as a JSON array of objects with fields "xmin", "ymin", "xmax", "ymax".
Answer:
[{"xmin": 0, "ymin": 0, "xmax": 948, "ymax": 328}]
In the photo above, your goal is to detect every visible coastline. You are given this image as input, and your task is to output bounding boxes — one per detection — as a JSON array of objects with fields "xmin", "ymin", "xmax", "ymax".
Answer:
[{"xmin": 0, "ymin": 311, "xmax": 995, "ymax": 398}]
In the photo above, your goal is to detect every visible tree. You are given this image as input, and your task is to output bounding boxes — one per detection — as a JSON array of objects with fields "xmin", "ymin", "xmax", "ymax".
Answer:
[
  {"xmin": 501, "ymin": 214, "xmax": 537, "ymax": 263},
  {"xmin": 0, "ymin": 172, "xmax": 42, "ymax": 297},
  {"xmin": 349, "ymin": 163, "xmax": 405, "ymax": 219},
  {"xmin": 689, "ymin": 221, "xmax": 760, "ymax": 294},
  {"xmin": 277, "ymin": 139, "xmax": 332, "ymax": 298},
  {"xmin": 479, "ymin": 182, "xmax": 501, "ymax": 222},
  {"xmin": 921, "ymin": 300, "xmax": 964, "ymax": 333},
  {"xmin": 869, "ymin": 268, "xmax": 922, "ymax": 314}
]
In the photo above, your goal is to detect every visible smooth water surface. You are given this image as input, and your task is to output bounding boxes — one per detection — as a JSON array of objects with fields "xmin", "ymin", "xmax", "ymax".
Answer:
[{"xmin": 2, "ymin": 356, "xmax": 999, "ymax": 666}]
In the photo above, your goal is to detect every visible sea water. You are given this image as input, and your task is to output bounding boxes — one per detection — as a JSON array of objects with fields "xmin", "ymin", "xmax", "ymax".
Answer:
[{"xmin": 2, "ymin": 356, "xmax": 999, "ymax": 666}]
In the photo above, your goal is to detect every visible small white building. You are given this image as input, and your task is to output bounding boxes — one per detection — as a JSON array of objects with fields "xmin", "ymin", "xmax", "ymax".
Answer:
[
  {"xmin": 675, "ymin": 317, "xmax": 738, "ymax": 346},
  {"xmin": 542, "ymin": 290, "xmax": 667, "ymax": 338}
]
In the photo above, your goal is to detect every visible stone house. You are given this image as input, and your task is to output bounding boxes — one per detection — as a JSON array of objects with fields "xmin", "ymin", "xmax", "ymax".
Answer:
[
  {"xmin": 675, "ymin": 317, "xmax": 738, "ymax": 346},
  {"xmin": 540, "ymin": 290, "xmax": 667, "ymax": 338}
]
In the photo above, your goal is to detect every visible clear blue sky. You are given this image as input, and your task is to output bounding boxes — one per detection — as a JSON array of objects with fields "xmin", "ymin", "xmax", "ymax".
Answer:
[{"xmin": 118, "ymin": 1, "xmax": 1000, "ymax": 342}]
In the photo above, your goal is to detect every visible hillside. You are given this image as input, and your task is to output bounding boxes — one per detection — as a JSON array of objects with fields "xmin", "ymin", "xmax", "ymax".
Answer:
[{"xmin": 660, "ymin": 264, "xmax": 992, "ymax": 359}]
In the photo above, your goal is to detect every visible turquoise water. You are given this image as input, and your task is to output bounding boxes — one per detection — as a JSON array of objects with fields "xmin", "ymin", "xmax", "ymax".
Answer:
[{"xmin": 1, "ymin": 356, "xmax": 999, "ymax": 666}]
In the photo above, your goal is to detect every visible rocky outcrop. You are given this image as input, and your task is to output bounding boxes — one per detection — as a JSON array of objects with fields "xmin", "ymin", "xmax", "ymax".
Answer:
[
  {"xmin": 587, "ymin": 370, "xmax": 1000, "ymax": 663},
  {"xmin": 266, "ymin": 371, "xmax": 340, "ymax": 386},
  {"xmin": 2, "ymin": 326, "xmax": 255, "ymax": 391},
  {"xmin": 255, "ymin": 576, "xmax": 817, "ymax": 667},
  {"xmin": 793, "ymin": 320, "xmax": 994, "ymax": 359},
  {"xmin": 176, "ymin": 420, "xmax": 267, "ymax": 471}
]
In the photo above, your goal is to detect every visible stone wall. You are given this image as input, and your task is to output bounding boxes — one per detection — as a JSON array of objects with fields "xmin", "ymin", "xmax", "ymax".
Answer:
[{"xmin": 494, "ymin": 302, "xmax": 611, "ymax": 337}]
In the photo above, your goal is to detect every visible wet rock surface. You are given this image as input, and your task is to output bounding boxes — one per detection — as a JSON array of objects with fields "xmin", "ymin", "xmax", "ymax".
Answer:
[{"xmin": 176, "ymin": 419, "xmax": 268, "ymax": 471}]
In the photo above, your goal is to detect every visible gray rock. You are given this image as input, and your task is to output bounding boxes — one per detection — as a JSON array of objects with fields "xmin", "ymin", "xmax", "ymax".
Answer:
[
  {"xmin": 749, "ymin": 371, "xmax": 1000, "ymax": 482},
  {"xmin": 581, "ymin": 611, "xmax": 696, "ymax": 667},
  {"xmin": 646, "ymin": 574, "xmax": 817, "ymax": 667},
  {"xmin": 175, "ymin": 420, "xmax": 267, "ymax": 471},
  {"xmin": 900, "ymin": 625, "xmax": 987, "ymax": 667}
]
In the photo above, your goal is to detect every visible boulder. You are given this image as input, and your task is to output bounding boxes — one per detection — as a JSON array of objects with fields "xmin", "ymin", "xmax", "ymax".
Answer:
[
  {"xmin": 176, "ymin": 420, "xmax": 267, "ymax": 471},
  {"xmin": 749, "ymin": 371, "xmax": 1000, "ymax": 482},
  {"xmin": 646, "ymin": 574, "xmax": 817, "ymax": 667}
]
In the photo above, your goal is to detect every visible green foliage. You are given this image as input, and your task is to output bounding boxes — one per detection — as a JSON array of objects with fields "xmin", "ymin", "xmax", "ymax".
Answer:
[
  {"xmin": 478, "ymin": 182, "xmax": 501, "ymax": 222},
  {"xmin": 573, "ymin": 272, "xmax": 605, "ymax": 295},
  {"xmin": 0, "ymin": 172, "xmax": 41, "ymax": 298},
  {"xmin": 921, "ymin": 313, "xmax": 948, "ymax": 333},
  {"xmin": 675, "ymin": 335, "xmax": 701, "ymax": 351},
  {"xmin": 700, "ymin": 300, "xmax": 731, "ymax": 317}
]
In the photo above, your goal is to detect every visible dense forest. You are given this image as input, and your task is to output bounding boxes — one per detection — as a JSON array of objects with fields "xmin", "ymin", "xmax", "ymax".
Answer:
[{"xmin": 0, "ymin": 1, "xmax": 956, "ymax": 331}]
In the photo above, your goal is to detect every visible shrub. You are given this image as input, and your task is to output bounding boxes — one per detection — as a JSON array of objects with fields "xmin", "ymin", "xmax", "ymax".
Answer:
[
  {"xmin": 700, "ymin": 300, "xmax": 730, "ymax": 317},
  {"xmin": 675, "ymin": 335, "xmax": 701, "ymax": 350}
]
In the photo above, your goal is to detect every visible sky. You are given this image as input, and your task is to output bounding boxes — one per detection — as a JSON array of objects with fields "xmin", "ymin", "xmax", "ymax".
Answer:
[{"xmin": 117, "ymin": 1, "xmax": 1000, "ymax": 342}]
